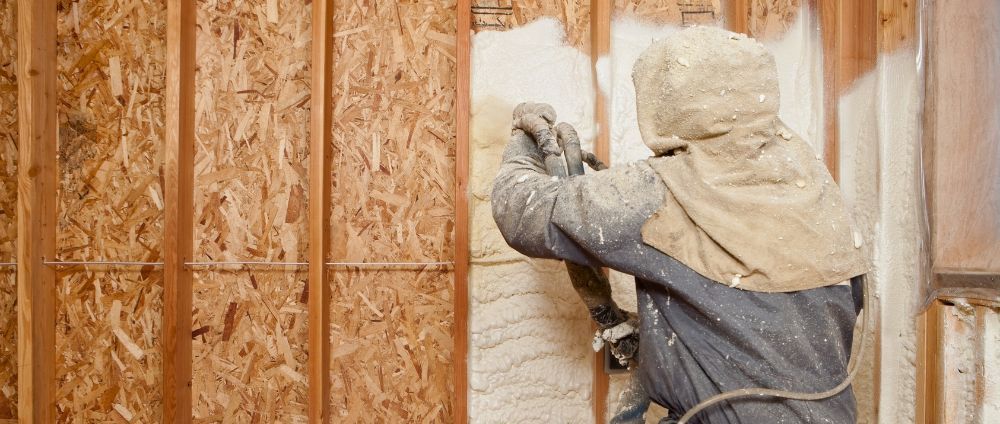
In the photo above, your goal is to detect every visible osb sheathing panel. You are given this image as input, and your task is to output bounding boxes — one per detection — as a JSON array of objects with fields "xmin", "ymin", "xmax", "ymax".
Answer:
[
  {"xmin": 190, "ymin": 271, "xmax": 308, "ymax": 422},
  {"xmin": 55, "ymin": 0, "xmax": 166, "ymax": 421},
  {"xmin": 54, "ymin": 270, "xmax": 163, "ymax": 423},
  {"xmin": 0, "ymin": 273, "xmax": 13, "ymax": 422},
  {"xmin": 327, "ymin": 1, "xmax": 456, "ymax": 421},
  {"xmin": 0, "ymin": 0, "xmax": 16, "ymax": 418},
  {"xmin": 0, "ymin": 272, "xmax": 14, "ymax": 422},
  {"xmin": 191, "ymin": 0, "xmax": 311, "ymax": 421},
  {"xmin": 610, "ymin": 1, "xmax": 793, "ymax": 40},
  {"xmin": 471, "ymin": 0, "xmax": 591, "ymax": 49},
  {"xmin": 747, "ymin": 0, "xmax": 800, "ymax": 39},
  {"xmin": 613, "ymin": 0, "xmax": 722, "ymax": 26}
]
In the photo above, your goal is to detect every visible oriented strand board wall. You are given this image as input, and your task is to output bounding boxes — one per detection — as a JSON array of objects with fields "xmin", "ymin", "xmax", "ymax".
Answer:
[
  {"xmin": 326, "ymin": 1, "xmax": 456, "ymax": 421},
  {"xmin": 54, "ymin": 0, "xmax": 166, "ymax": 421},
  {"xmin": 613, "ymin": 0, "xmax": 721, "ymax": 26},
  {"xmin": 191, "ymin": 1, "xmax": 311, "ymax": 421},
  {"xmin": 0, "ymin": 0, "xmax": 16, "ymax": 418},
  {"xmin": 472, "ymin": 0, "xmax": 591, "ymax": 48},
  {"xmin": 747, "ymin": 0, "xmax": 800, "ymax": 38}
]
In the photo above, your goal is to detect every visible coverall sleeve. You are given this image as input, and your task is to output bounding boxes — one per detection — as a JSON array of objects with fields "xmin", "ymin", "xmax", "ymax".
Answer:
[{"xmin": 491, "ymin": 130, "xmax": 667, "ymax": 271}]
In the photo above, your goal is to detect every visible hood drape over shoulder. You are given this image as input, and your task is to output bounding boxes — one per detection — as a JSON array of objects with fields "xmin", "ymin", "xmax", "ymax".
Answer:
[{"xmin": 635, "ymin": 26, "xmax": 870, "ymax": 292}]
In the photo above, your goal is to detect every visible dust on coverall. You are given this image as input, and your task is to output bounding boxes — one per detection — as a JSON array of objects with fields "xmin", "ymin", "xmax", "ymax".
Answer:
[
  {"xmin": 492, "ymin": 26, "xmax": 865, "ymax": 423},
  {"xmin": 491, "ymin": 133, "xmax": 858, "ymax": 423}
]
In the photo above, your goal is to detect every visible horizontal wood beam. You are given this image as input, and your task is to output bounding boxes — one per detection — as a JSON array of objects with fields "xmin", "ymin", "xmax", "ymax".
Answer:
[{"xmin": 932, "ymin": 269, "xmax": 1000, "ymax": 291}]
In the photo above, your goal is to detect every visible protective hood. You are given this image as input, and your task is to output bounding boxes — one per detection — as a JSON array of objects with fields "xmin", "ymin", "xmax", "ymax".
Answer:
[{"xmin": 636, "ymin": 26, "xmax": 870, "ymax": 292}]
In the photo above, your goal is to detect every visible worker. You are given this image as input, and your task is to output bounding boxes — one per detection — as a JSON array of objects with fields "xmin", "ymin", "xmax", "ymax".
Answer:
[{"xmin": 492, "ymin": 26, "xmax": 870, "ymax": 423}]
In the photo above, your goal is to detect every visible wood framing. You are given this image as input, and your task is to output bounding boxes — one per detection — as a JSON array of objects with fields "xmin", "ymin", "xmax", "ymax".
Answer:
[
  {"xmin": 878, "ymin": 0, "xmax": 917, "ymax": 53},
  {"xmin": 0, "ymin": 0, "xmax": 17, "ymax": 417},
  {"xmin": 972, "ymin": 305, "xmax": 988, "ymax": 424},
  {"xmin": 309, "ymin": 0, "xmax": 334, "ymax": 422},
  {"xmin": 9, "ymin": 1, "xmax": 946, "ymax": 422},
  {"xmin": 916, "ymin": 300, "xmax": 944, "ymax": 424},
  {"xmin": 817, "ymin": 0, "xmax": 838, "ymax": 180},
  {"xmin": 917, "ymin": 298, "xmax": 1000, "ymax": 423},
  {"xmin": 726, "ymin": 0, "xmax": 749, "ymax": 34},
  {"xmin": 924, "ymin": 0, "xmax": 1000, "ymax": 273},
  {"xmin": 817, "ymin": 0, "xmax": 877, "ymax": 181},
  {"xmin": 454, "ymin": 1, "xmax": 471, "ymax": 423},
  {"xmin": 591, "ymin": 0, "xmax": 611, "ymax": 167},
  {"xmin": 590, "ymin": 1, "xmax": 611, "ymax": 422},
  {"xmin": 16, "ymin": 0, "xmax": 57, "ymax": 421},
  {"xmin": 918, "ymin": 0, "xmax": 999, "ymax": 421},
  {"xmin": 163, "ymin": 0, "xmax": 196, "ymax": 422},
  {"xmin": 817, "ymin": 0, "xmax": 879, "ymax": 417}
]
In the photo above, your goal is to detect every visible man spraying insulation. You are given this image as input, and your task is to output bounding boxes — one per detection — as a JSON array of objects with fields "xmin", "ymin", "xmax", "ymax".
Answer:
[{"xmin": 492, "ymin": 26, "xmax": 870, "ymax": 423}]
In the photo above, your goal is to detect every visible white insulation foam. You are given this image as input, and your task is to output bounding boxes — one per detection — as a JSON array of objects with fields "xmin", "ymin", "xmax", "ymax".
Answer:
[{"xmin": 469, "ymin": 18, "xmax": 596, "ymax": 423}]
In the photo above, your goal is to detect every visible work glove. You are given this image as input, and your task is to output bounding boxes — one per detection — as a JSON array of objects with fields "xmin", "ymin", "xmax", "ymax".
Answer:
[
  {"xmin": 513, "ymin": 103, "xmax": 607, "ymax": 172},
  {"xmin": 512, "ymin": 102, "xmax": 561, "ymax": 157},
  {"xmin": 592, "ymin": 309, "xmax": 640, "ymax": 366}
]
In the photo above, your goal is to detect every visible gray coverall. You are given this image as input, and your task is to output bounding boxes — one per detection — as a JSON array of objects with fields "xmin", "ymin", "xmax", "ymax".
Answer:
[{"xmin": 492, "ymin": 130, "xmax": 859, "ymax": 423}]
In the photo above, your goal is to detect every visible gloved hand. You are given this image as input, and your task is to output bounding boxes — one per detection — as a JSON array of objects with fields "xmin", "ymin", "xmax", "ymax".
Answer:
[
  {"xmin": 609, "ymin": 312, "xmax": 640, "ymax": 366},
  {"xmin": 512, "ymin": 102, "xmax": 561, "ymax": 157},
  {"xmin": 514, "ymin": 103, "xmax": 607, "ymax": 172},
  {"xmin": 592, "ymin": 309, "xmax": 640, "ymax": 366}
]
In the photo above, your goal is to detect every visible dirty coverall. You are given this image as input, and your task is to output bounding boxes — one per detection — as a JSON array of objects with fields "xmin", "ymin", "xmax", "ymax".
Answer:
[
  {"xmin": 491, "ymin": 132, "xmax": 859, "ymax": 423},
  {"xmin": 493, "ymin": 26, "xmax": 865, "ymax": 423}
]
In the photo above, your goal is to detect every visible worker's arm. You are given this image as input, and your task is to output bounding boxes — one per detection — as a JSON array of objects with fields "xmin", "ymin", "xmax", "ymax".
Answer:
[{"xmin": 491, "ymin": 129, "xmax": 667, "ymax": 272}]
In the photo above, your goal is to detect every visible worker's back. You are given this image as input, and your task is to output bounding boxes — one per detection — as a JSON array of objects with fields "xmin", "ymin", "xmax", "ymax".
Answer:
[{"xmin": 491, "ymin": 25, "xmax": 866, "ymax": 423}]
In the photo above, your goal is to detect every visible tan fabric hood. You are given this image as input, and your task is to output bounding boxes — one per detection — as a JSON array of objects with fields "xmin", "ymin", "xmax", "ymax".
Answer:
[{"xmin": 635, "ymin": 26, "xmax": 870, "ymax": 292}]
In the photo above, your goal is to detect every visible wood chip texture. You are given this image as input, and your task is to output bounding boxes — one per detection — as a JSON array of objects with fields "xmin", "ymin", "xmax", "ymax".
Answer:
[
  {"xmin": 613, "ymin": 0, "xmax": 722, "ymax": 26},
  {"xmin": 748, "ymin": 0, "xmax": 800, "ymax": 39},
  {"xmin": 191, "ymin": 0, "xmax": 312, "ymax": 421},
  {"xmin": 472, "ymin": 0, "xmax": 591, "ymax": 49},
  {"xmin": 0, "ymin": 0, "xmax": 17, "ymax": 419},
  {"xmin": 327, "ymin": 1, "xmax": 456, "ymax": 422},
  {"xmin": 55, "ymin": 0, "xmax": 166, "ymax": 421}
]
